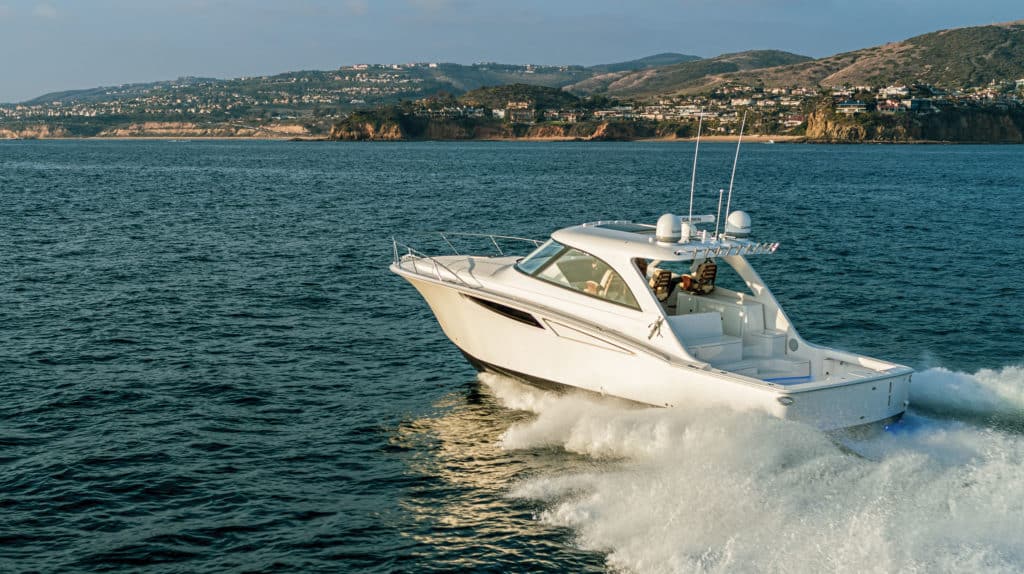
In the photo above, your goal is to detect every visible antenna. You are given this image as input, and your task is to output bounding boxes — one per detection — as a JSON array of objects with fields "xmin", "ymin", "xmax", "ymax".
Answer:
[
  {"xmin": 724, "ymin": 110, "xmax": 747, "ymax": 224},
  {"xmin": 714, "ymin": 188, "xmax": 724, "ymax": 237},
  {"xmin": 687, "ymin": 108, "xmax": 704, "ymax": 223}
]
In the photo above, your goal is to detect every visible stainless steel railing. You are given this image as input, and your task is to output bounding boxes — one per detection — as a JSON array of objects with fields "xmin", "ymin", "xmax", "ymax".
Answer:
[
  {"xmin": 390, "ymin": 232, "xmax": 540, "ymax": 288},
  {"xmin": 391, "ymin": 238, "xmax": 476, "ymax": 288}
]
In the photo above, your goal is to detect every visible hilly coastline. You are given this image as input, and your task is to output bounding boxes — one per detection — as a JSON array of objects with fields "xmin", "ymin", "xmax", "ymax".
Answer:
[
  {"xmin": 582, "ymin": 22, "xmax": 1024, "ymax": 98},
  {"xmin": 2, "ymin": 21, "xmax": 1024, "ymax": 143}
]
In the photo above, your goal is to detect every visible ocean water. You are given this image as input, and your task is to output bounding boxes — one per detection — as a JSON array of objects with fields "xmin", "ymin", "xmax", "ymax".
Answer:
[{"xmin": 1, "ymin": 140, "xmax": 1022, "ymax": 573}]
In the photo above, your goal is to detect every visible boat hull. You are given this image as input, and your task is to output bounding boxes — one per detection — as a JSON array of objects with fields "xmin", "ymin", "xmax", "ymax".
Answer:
[{"xmin": 396, "ymin": 268, "xmax": 909, "ymax": 430}]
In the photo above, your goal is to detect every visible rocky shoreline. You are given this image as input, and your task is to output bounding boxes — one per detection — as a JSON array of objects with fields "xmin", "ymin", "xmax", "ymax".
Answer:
[
  {"xmin": 0, "ymin": 121, "xmax": 312, "ymax": 140},
  {"xmin": 4, "ymin": 113, "xmax": 1024, "ymax": 144}
]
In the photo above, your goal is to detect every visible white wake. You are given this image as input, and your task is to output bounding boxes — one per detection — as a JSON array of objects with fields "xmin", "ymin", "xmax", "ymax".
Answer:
[
  {"xmin": 910, "ymin": 366, "xmax": 1024, "ymax": 421},
  {"xmin": 482, "ymin": 365, "xmax": 1024, "ymax": 574}
]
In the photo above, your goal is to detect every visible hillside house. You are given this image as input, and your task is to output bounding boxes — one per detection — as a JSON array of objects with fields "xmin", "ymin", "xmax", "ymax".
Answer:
[
  {"xmin": 877, "ymin": 99, "xmax": 901, "ymax": 113},
  {"xmin": 502, "ymin": 101, "xmax": 535, "ymax": 123},
  {"xmin": 544, "ymin": 109, "xmax": 582, "ymax": 122},
  {"xmin": 594, "ymin": 106, "xmax": 635, "ymax": 120},
  {"xmin": 783, "ymin": 114, "xmax": 805, "ymax": 127},
  {"xmin": 900, "ymin": 99, "xmax": 933, "ymax": 112},
  {"xmin": 879, "ymin": 85, "xmax": 910, "ymax": 98},
  {"xmin": 837, "ymin": 100, "xmax": 868, "ymax": 115},
  {"xmin": 506, "ymin": 108, "xmax": 535, "ymax": 123}
]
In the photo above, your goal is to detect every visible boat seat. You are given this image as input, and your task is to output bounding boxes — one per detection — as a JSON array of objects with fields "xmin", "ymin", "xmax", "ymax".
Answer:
[
  {"xmin": 681, "ymin": 259, "xmax": 717, "ymax": 295},
  {"xmin": 744, "ymin": 329, "xmax": 786, "ymax": 358},
  {"xmin": 668, "ymin": 312, "xmax": 742, "ymax": 364},
  {"xmin": 599, "ymin": 269, "xmax": 632, "ymax": 306},
  {"xmin": 649, "ymin": 269, "xmax": 673, "ymax": 302},
  {"xmin": 677, "ymin": 292, "xmax": 768, "ymax": 345}
]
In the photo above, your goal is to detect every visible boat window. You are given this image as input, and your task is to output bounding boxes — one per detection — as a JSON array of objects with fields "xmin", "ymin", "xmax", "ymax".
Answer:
[
  {"xmin": 516, "ymin": 240, "xmax": 564, "ymax": 275},
  {"xmin": 532, "ymin": 247, "xmax": 640, "ymax": 310}
]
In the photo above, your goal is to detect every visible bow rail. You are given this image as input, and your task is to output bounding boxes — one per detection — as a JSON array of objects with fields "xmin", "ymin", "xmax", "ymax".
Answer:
[{"xmin": 390, "ymin": 232, "xmax": 543, "ymax": 289}]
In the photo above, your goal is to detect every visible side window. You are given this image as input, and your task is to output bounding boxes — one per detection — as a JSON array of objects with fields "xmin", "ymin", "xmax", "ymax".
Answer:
[{"xmin": 533, "ymin": 247, "xmax": 639, "ymax": 310}]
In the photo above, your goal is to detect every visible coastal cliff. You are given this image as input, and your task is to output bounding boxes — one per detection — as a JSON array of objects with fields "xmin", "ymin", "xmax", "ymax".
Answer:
[
  {"xmin": 327, "ymin": 118, "xmax": 510, "ymax": 140},
  {"xmin": 98, "ymin": 122, "xmax": 311, "ymax": 138},
  {"xmin": 2, "ymin": 122, "xmax": 312, "ymax": 139},
  {"xmin": 806, "ymin": 106, "xmax": 1024, "ymax": 143},
  {"xmin": 327, "ymin": 116, "xmax": 682, "ymax": 141},
  {"xmin": 1, "ymin": 125, "xmax": 71, "ymax": 139},
  {"xmin": 329, "ymin": 120, "xmax": 406, "ymax": 141}
]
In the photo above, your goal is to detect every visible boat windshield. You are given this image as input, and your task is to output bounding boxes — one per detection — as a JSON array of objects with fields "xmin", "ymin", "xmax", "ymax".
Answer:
[
  {"xmin": 519, "ymin": 243, "xmax": 640, "ymax": 310},
  {"xmin": 516, "ymin": 240, "xmax": 564, "ymax": 274}
]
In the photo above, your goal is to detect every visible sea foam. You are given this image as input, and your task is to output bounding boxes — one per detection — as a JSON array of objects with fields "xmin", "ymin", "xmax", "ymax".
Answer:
[
  {"xmin": 910, "ymin": 366, "xmax": 1024, "ymax": 422},
  {"xmin": 483, "ymin": 366, "xmax": 1024, "ymax": 573}
]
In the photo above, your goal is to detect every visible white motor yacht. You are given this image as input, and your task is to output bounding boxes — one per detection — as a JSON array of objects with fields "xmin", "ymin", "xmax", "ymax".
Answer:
[{"xmin": 390, "ymin": 211, "xmax": 912, "ymax": 431}]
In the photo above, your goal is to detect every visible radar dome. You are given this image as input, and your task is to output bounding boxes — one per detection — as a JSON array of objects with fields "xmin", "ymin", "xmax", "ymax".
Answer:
[
  {"xmin": 725, "ymin": 210, "xmax": 752, "ymax": 238},
  {"xmin": 655, "ymin": 213, "xmax": 681, "ymax": 243}
]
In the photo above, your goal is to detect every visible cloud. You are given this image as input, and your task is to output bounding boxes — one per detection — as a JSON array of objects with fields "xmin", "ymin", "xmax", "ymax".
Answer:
[
  {"xmin": 345, "ymin": 0, "xmax": 368, "ymax": 16},
  {"xmin": 33, "ymin": 3, "xmax": 57, "ymax": 18}
]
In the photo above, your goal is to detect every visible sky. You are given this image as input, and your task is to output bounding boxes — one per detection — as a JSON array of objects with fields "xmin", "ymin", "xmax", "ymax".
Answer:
[{"xmin": 0, "ymin": 0, "xmax": 1021, "ymax": 103}]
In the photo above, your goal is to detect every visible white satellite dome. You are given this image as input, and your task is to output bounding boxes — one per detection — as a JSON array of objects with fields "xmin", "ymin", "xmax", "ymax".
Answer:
[
  {"xmin": 725, "ymin": 210, "xmax": 752, "ymax": 238},
  {"xmin": 655, "ymin": 213, "xmax": 681, "ymax": 243}
]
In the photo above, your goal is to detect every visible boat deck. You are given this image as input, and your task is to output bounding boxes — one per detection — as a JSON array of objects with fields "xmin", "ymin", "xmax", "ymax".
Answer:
[{"xmin": 665, "ymin": 289, "xmax": 881, "ymax": 385}]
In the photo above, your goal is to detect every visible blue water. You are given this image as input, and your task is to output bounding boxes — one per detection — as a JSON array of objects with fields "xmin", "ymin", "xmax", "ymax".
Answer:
[{"xmin": 1, "ymin": 140, "xmax": 1022, "ymax": 573}]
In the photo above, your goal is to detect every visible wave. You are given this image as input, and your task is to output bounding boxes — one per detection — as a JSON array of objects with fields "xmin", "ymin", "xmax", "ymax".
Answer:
[{"xmin": 482, "ymin": 366, "xmax": 1024, "ymax": 574}]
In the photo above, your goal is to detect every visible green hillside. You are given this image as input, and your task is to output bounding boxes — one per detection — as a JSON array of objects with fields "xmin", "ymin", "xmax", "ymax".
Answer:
[
  {"xmin": 706, "ymin": 20, "xmax": 1024, "ymax": 91},
  {"xmin": 424, "ymin": 63, "xmax": 590, "ymax": 93},
  {"xmin": 588, "ymin": 52, "xmax": 701, "ymax": 74},
  {"xmin": 20, "ymin": 63, "xmax": 597, "ymax": 108},
  {"xmin": 870, "ymin": 20, "xmax": 1024, "ymax": 87},
  {"xmin": 567, "ymin": 50, "xmax": 812, "ymax": 96}
]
